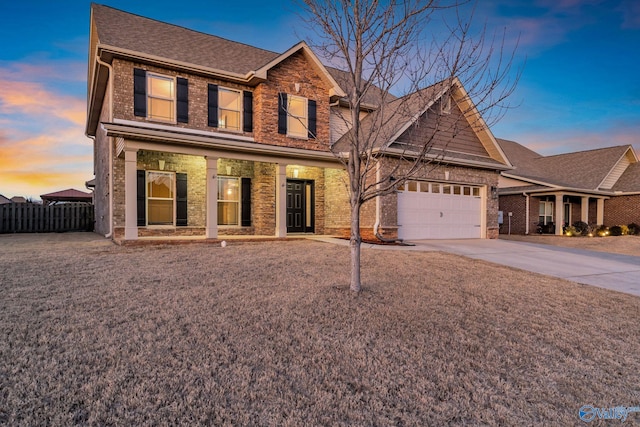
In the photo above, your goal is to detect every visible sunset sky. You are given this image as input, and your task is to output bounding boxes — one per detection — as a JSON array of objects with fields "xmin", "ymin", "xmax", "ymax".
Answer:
[{"xmin": 1, "ymin": 0, "xmax": 639, "ymax": 200}]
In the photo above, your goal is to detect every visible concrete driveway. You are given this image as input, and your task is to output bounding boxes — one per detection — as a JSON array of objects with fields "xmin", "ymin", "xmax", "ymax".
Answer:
[{"xmin": 406, "ymin": 239, "xmax": 640, "ymax": 297}]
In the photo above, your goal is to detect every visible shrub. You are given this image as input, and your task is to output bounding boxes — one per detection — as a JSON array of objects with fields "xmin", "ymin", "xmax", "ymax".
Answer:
[
  {"xmin": 620, "ymin": 225, "xmax": 629, "ymax": 235},
  {"xmin": 596, "ymin": 225, "xmax": 609, "ymax": 237},
  {"xmin": 564, "ymin": 226, "xmax": 579, "ymax": 237},
  {"xmin": 572, "ymin": 221, "xmax": 589, "ymax": 236},
  {"xmin": 609, "ymin": 225, "xmax": 623, "ymax": 236},
  {"xmin": 629, "ymin": 223, "xmax": 640, "ymax": 235}
]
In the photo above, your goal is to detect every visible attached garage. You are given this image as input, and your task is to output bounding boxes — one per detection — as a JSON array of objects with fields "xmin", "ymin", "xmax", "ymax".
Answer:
[{"xmin": 397, "ymin": 181, "xmax": 484, "ymax": 240}]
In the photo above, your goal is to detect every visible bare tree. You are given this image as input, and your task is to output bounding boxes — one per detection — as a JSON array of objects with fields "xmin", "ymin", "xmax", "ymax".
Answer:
[{"xmin": 299, "ymin": 0, "xmax": 520, "ymax": 292}]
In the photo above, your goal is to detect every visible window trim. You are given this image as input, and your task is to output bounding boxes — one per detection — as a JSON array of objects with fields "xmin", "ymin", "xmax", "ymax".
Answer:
[
  {"xmin": 217, "ymin": 87, "xmax": 243, "ymax": 132},
  {"xmin": 217, "ymin": 176, "xmax": 241, "ymax": 226},
  {"xmin": 287, "ymin": 94, "xmax": 308, "ymax": 139},
  {"xmin": 539, "ymin": 201, "xmax": 554, "ymax": 225},
  {"xmin": 146, "ymin": 170, "xmax": 176, "ymax": 226},
  {"xmin": 146, "ymin": 72, "xmax": 176, "ymax": 123}
]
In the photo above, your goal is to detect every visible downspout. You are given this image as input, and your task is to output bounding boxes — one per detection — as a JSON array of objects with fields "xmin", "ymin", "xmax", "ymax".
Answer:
[
  {"xmin": 95, "ymin": 55, "xmax": 114, "ymax": 239},
  {"xmin": 523, "ymin": 192, "xmax": 530, "ymax": 235}
]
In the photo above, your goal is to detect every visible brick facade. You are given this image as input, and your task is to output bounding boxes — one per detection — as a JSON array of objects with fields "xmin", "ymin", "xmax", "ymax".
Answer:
[
  {"xmin": 98, "ymin": 31, "xmax": 507, "ymax": 241},
  {"xmin": 605, "ymin": 195, "xmax": 640, "ymax": 226}
]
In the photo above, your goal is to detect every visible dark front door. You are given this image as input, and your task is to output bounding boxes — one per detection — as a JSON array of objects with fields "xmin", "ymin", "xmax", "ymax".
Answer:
[{"xmin": 287, "ymin": 179, "xmax": 314, "ymax": 233}]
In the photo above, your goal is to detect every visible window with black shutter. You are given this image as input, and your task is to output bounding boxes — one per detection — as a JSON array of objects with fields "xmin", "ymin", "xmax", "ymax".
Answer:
[
  {"xmin": 241, "ymin": 178, "xmax": 251, "ymax": 226},
  {"xmin": 208, "ymin": 84, "xmax": 219, "ymax": 127},
  {"xmin": 176, "ymin": 78, "xmax": 189, "ymax": 123},
  {"xmin": 136, "ymin": 170, "xmax": 146, "ymax": 226},
  {"xmin": 176, "ymin": 173, "xmax": 188, "ymax": 226},
  {"xmin": 134, "ymin": 69, "xmax": 147, "ymax": 117}
]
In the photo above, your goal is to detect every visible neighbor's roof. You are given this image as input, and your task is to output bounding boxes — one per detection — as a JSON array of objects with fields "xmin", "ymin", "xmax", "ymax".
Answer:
[
  {"xmin": 91, "ymin": 4, "xmax": 280, "ymax": 76},
  {"xmin": 498, "ymin": 139, "xmax": 635, "ymax": 190},
  {"xmin": 40, "ymin": 188, "xmax": 93, "ymax": 201},
  {"xmin": 613, "ymin": 162, "xmax": 640, "ymax": 192}
]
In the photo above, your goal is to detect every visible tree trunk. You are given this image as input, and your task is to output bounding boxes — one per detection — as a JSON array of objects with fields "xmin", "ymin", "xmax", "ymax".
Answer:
[{"xmin": 349, "ymin": 197, "xmax": 362, "ymax": 292}]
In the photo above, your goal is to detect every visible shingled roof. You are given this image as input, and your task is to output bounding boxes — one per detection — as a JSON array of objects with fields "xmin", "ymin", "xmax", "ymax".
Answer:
[
  {"xmin": 92, "ymin": 4, "xmax": 280, "ymax": 76},
  {"xmin": 498, "ymin": 139, "xmax": 638, "ymax": 192}
]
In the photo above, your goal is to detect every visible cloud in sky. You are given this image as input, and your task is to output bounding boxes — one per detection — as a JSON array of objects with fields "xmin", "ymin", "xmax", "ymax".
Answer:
[{"xmin": 0, "ymin": 61, "xmax": 92, "ymax": 200}]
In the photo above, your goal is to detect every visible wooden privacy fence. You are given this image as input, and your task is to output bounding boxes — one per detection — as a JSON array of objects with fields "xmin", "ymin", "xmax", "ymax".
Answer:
[{"xmin": 0, "ymin": 203, "xmax": 94, "ymax": 233}]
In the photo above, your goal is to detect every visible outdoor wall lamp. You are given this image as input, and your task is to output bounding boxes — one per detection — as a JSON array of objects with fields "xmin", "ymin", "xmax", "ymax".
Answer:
[
  {"xmin": 158, "ymin": 159, "xmax": 165, "ymax": 170},
  {"xmin": 491, "ymin": 186, "xmax": 498, "ymax": 199}
]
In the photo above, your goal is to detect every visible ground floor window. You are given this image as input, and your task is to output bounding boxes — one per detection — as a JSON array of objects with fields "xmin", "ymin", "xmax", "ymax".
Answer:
[
  {"xmin": 539, "ymin": 201, "xmax": 553, "ymax": 225},
  {"xmin": 147, "ymin": 171, "xmax": 175, "ymax": 225},
  {"xmin": 218, "ymin": 177, "xmax": 240, "ymax": 225}
]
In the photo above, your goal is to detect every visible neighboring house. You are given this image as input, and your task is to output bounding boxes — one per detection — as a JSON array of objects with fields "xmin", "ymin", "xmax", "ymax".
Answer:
[
  {"xmin": 86, "ymin": 4, "xmax": 511, "ymax": 242},
  {"xmin": 10, "ymin": 196, "xmax": 27, "ymax": 204},
  {"xmin": 497, "ymin": 139, "xmax": 640, "ymax": 235},
  {"xmin": 0, "ymin": 195, "xmax": 11, "ymax": 205},
  {"xmin": 40, "ymin": 188, "xmax": 93, "ymax": 205}
]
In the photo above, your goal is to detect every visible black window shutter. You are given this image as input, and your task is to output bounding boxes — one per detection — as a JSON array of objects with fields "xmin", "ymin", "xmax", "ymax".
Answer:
[
  {"xmin": 243, "ymin": 91, "xmax": 253, "ymax": 132},
  {"xmin": 278, "ymin": 93, "xmax": 287, "ymax": 134},
  {"xmin": 136, "ymin": 170, "xmax": 146, "ymax": 226},
  {"xmin": 308, "ymin": 99, "xmax": 317, "ymax": 139},
  {"xmin": 208, "ymin": 84, "xmax": 219, "ymax": 127},
  {"xmin": 176, "ymin": 173, "xmax": 188, "ymax": 226},
  {"xmin": 241, "ymin": 178, "xmax": 251, "ymax": 227},
  {"xmin": 134, "ymin": 69, "xmax": 147, "ymax": 117},
  {"xmin": 176, "ymin": 77, "xmax": 189, "ymax": 123}
]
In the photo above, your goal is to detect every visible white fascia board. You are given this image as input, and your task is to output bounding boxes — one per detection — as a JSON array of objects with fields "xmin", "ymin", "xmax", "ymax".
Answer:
[
  {"xmin": 98, "ymin": 45, "xmax": 259, "ymax": 84},
  {"xmin": 102, "ymin": 121, "xmax": 340, "ymax": 165}
]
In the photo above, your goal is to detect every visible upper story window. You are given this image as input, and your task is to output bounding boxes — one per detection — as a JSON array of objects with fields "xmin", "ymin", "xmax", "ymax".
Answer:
[
  {"xmin": 133, "ymin": 68, "xmax": 189, "ymax": 123},
  {"xmin": 287, "ymin": 95, "xmax": 308, "ymax": 138},
  {"xmin": 218, "ymin": 88, "xmax": 242, "ymax": 131},
  {"xmin": 278, "ymin": 93, "xmax": 316, "ymax": 139},
  {"xmin": 147, "ymin": 73, "xmax": 175, "ymax": 122},
  {"xmin": 208, "ymin": 84, "xmax": 253, "ymax": 132}
]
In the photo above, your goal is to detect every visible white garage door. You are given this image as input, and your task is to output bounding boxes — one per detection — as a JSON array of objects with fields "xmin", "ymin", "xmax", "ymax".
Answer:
[{"xmin": 397, "ymin": 181, "xmax": 483, "ymax": 240}]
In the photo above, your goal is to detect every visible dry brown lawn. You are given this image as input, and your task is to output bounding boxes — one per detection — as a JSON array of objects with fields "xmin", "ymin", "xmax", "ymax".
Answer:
[
  {"xmin": 500, "ymin": 233, "xmax": 640, "ymax": 257},
  {"xmin": 1, "ymin": 233, "xmax": 640, "ymax": 426}
]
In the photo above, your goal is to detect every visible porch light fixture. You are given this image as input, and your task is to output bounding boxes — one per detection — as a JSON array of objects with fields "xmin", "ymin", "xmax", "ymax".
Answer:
[
  {"xmin": 294, "ymin": 83, "xmax": 300, "ymax": 92},
  {"xmin": 293, "ymin": 168, "xmax": 299, "ymax": 178},
  {"xmin": 158, "ymin": 159, "xmax": 165, "ymax": 170},
  {"xmin": 226, "ymin": 165, "xmax": 232, "ymax": 175},
  {"xmin": 491, "ymin": 186, "xmax": 498, "ymax": 199}
]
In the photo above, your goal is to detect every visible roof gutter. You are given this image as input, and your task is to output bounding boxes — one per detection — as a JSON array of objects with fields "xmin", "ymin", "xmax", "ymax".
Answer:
[
  {"xmin": 377, "ymin": 147, "xmax": 513, "ymax": 171},
  {"xmin": 97, "ymin": 45, "xmax": 267, "ymax": 85}
]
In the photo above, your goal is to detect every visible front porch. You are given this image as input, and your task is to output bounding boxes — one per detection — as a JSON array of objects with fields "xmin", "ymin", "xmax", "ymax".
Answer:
[
  {"xmin": 536, "ymin": 192, "xmax": 607, "ymax": 235},
  {"xmin": 112, "ymin": 139, "xmax": 350, "ymax": 241}
]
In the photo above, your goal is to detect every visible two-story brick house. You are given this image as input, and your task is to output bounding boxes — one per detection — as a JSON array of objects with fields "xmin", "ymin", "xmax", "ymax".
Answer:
[{"xmin": 86, "ymin": 4, "xmax": 512, "ymax": 242}]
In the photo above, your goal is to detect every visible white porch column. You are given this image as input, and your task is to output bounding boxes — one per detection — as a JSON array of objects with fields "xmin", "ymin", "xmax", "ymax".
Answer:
[
  {"xmin": 597, "ymin": 198, "xmax": 605, "ymax": 225},
  {"xmin": 205, "ymin": 157, "xmax": 218, "ymax": 239},
  {"xmin": 581, "ymin": 196, "xmax": 589, "ymax": 224},
  {"xmin": 555, "ymin": 193, "xmax": 564, "ymax": 235},
  {"xmin": 124, "ymin": 147, "xmax": 139, "ymax": 240},
  {"xmin": 275, "ymin": 163, "xmax": 287, "ymax": 237}
]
